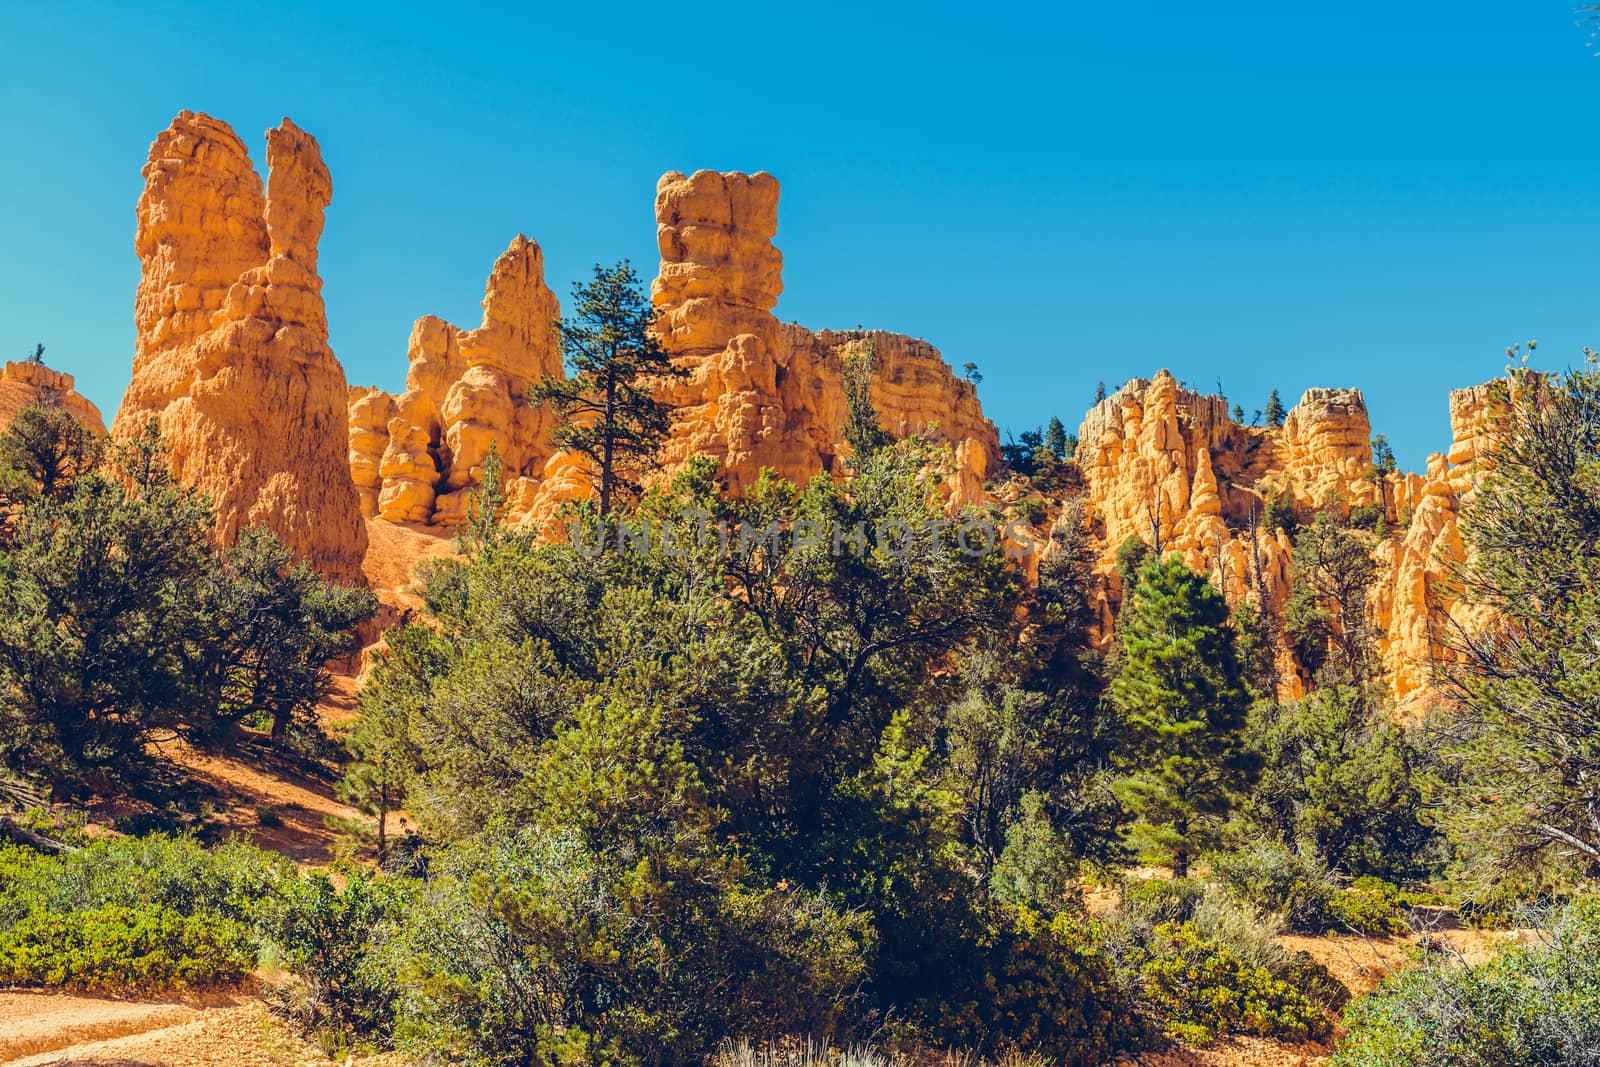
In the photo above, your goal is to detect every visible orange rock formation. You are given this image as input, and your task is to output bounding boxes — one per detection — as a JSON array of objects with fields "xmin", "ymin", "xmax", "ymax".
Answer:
[
  {"xmin": 0, "ymin": 361, "xmax": 106, "ymax": 435},
  {"xmin": 1070, "ymin": 369, "xmax": 1497, "ymax": 707},
  {"xmin": 349, "ymin": 169, "xmax": 999, "ymax": 529},
  {"xmin": 113, "ymin": 111, "xmax": 367, "ymax": 583},
  {"xmin": 651, "ymin": 170, "xmax": 998, "ymax": 496},
  {"xmin": 349, "ymin": 235, "xmax": 563, "ymax": 527}
]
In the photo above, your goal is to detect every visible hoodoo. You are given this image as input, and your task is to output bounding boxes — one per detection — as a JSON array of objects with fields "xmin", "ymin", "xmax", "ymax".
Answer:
[{"xmin": 113, "ymin": 111, "xmax": 366, "ymax": 583}]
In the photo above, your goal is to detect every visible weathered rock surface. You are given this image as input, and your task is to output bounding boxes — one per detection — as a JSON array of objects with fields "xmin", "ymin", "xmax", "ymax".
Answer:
[
  {"xmin": 0, "ymin": 361, "xmax": 107, "ymax": 435},
  {"xmin": 649, "ymin": 169, "xmax": 998, "ymax": 496},
  {"xmin": 1070, "ymin": 369, "xmax": 1498, "ymax": 707},
  {"xmin": 350, "ymin": 169, "xmax": 998, "ymax": 530},
  {"xmin": 113, "ymin": 111, "xmax": 366, "ymax": 583},
  {"xmin": 349, "ymin": 235, "xmax": 564, "ymax": 527}
]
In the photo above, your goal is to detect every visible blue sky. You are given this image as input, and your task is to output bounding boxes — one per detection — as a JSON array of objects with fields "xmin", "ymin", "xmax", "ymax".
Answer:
[{"xmin": 3, "ymin": 1, "xmax": 1596, "ymax": 469}]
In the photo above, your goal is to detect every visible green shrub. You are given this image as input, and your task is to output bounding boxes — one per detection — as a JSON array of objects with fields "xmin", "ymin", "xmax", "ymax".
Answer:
[
  {"xmin": 0, "ymin": 904, "xmax": 253, "ymax": 992},
  {"xmin": 1210, "ymin": 839, "xmax": 1338, "ymax": 932},
  {"xmin": 1113, "ymin": 878, "xmax": 1349, "ymax": 1021},
  {"xmin": 1137, "ymin": 921, "xmax": 1331, "ymax": 1046},
  {"xmin": 1328, "ymin": 876, "xmax": 1408, "ymax": 935},
  {"xmin": 262, "ymin": 866, "xmax": 410, "ymax": 1052},
  {"xmin": 0, "ymin": 834, "xmax": 289, "ymax": 928},
  {"xmin": 1334, "ymin": 898, "xmax": 1600, "ymax": 1066},
  {"xmin": 1121, "ymin": 876, "xmax": 1207, "ymax": 926},
  {"xmin": 1347, "ymin": 503, "xmax": 1382, "ymax": 530},
  {"xmin": 945, "ymin": 908, "xmax": 1152, "ymax": 1065},
  {"xmin": 393, "ymin": 828, "xmax": 876, "ymax": 1067}
]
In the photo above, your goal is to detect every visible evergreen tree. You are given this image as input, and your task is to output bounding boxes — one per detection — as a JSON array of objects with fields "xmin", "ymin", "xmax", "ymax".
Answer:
[
  {"xmin": 1094, "ymin": 380, "xmax": 1106, "ymax": 404},
  {"xmin": 1110, "ymin": 556, "xmax": 1256, "ymax": 876},
  {"xmin": 1264, "ymin": 389, "xmax": 1287, "ymax": 427},
  {"xmin": 1043, "ymin": 416, "xmax": 1069, "ymax": 460},
  {"xmin": 0, "ymin": 412, "xmax": 374, "ymax": 792},
  {"xmin": 842, "ymin": 339, "xmax": 891, "ymax": 464},
  {"xmin": 1232, "ymin": 403, "xmax": 1245, "ymax": 423},
  {"xmin": 531, "ymin": 261, "xmax": 685, "ymax": 517},
  {"xmin": 1284, "ymin": 509, "xmax": 1377, "ymax": 685},
  {"xmin": 1438, "ymin": 361, "xmax": 1600, "ymax": 878},
  {"xmin": 1370, "ymin": 433, "xmax": 1397, "ymax": 476},
  {"xmin": 0, "ymin": 403, "xmax": 100, "ymax": 509},
  {"xmin": 1246, "ymin": 686, "xmax": 1441, "ymax": 880}
]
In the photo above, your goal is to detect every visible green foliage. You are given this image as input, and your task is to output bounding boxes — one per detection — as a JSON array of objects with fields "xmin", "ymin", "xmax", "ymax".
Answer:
[
  {"xmin": 1210, "ymin": 838, "xmax": 1339, "ymax": 933},
  {"xmin": 1435, "ymin": 365, "xmax": 1600, "ymax": 882},
  {"xmin": 208, "ymin": 527, "xmax": 376, "ymax": 742},
  {"xmin": 1115, "ymin": 875, "xmax": 1349, "ymax": 1016},
  {"xmin": 530, "ymin": 260, "xmax": 686, "ymax": 516},
  {"xmin": 1347, "ymin": 502, "xmax": 1382, "ymax": 529},
  {"xmin": 345, "ymin": 433, "xmax": 1130, "ymax": 1060},
  {"xmin": 263, "ymin": 867, "xmax": 410, "ymax": 1051},
  {"xmin": 841, "ymin": 340, "xmax": 891, "ymax": 465},
  {"xmin": 1326, "ymin": 877, "xmax": 1408, "ymax": 936},
  {"xmin": 395, "ymin": 827, "xmax": 873, "ymax": 1067},
  {"xmin": 0, "ymin": 403, "xmax": 100, "ymax": 508},
  {"xmin": 0, "ymin": 416, "xmax": 373, "ymax": 793},
  {"xmin": 1136, "ymin": 921, "xmax": 1331, "ymax": 1046},
  {"xmin": 927, "ymin": 907, "xmax": 1150, "ymax": 1065},
  {"xmin": 1113, "ymin": 533, "xmax": 1154, "ymax": 593},
  {"xmin": 1043, "ymin": 416, "xmax": 1070, "ymax": 460},
  {"xmin": 1285, "ymin": 509, "xmax": 1378, "ymax": 685},
  {"xmin": 1121, "ymin": 876, "xmax": 1208, "ymax": 926},
  {"xmin": 1260, "ymin": 485, "xmax": 1298, "ymax": 537},
  {"xmin": 1264, "ymin": 389, "xmax": 1287, "ymax": 427},
  {"xmin": 0, "ymin": 834, "xmax": 285, "ymax": 995},
  {"xmin": 1245, "ymin": 687, "xmax": 1442, "ymax": 881},
  {"xmin": 1334, "ymin": 898, "xmax": 1600, "ymax": 1066},
  {"xmin": 0, "ymin": 904, "xmax": 253, "ymax": 993},
  {"xmin": 1110, "ymin": 556, "xmax": 1257, "ymax": 876},
  {"xmin": 0, "ymin": 834, "xmax": 290, "ymax": 929}
]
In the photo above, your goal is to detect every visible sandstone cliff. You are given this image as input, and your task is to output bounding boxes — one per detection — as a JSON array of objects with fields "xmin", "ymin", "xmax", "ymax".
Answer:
[
  {"xmin": 0, "ymin": 361, "xmax": 106, "ymax": 435},
  {"xmin": 113, "ymin": 111, "xmax": 366, "ymax": 583}
]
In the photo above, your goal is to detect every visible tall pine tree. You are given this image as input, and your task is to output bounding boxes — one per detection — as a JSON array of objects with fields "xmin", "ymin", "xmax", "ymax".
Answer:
[
  {"xmin": 531, "ymin": 261, "xmax": 685, "ymax": 517},
  {"xmin": 1110, "ymin": 555, "xmax": 1256, "ymax": 876}
]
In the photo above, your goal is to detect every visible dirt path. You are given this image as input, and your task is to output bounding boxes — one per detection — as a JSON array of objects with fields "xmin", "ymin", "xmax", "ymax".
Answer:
[{"xmin": 0, "ymin": 993, "xmax": 405, "ymax": 1067}]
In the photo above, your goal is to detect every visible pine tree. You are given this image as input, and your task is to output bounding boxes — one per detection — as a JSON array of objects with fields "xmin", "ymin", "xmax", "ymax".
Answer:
[
  {"xmin": 1043, "ymin": 416, "xmax": 1069, "ymax": 460},
  {"xmin": 531, "ymin": 261, "xmax": 685, "ymax": 517},
  {"xmin": 1232, "ymin": 403, "xmax": 1245, "ymax": 423},
  {"xmin": 1110, "ymin": 556, "xmax": 1256, "ymax": 876},
  {"xmin": 1264, "ymin": 389, "xmax": 1287, "ymax": 427},
  {"xmin": 842, "ymin": 339, "xmax": 891, "ymax": 465}
]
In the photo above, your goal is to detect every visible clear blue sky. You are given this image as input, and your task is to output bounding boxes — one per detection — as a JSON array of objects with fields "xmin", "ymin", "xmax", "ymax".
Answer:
[{"xmin": 3, "ymin": 2, "xmax": 1597, "ymax": 469}]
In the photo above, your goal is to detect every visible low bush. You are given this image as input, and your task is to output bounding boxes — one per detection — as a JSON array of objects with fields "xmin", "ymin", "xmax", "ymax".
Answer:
[
  {"xmin": 0, "ymin": 834, "xmax": 289, "ymax": 927},
  {"xmin": 261, "ymin": 866, "xmax": 409, "ymax": 1054},
  {"xmin": 0, "ymin": 904, "xmax": 254, "ymax": 992},
  {"xmin": 935, "ymin": 907, "xmax": 1153, "ymax": 1065},
  {"xmin": 1210, "ymin": 840, "xmax": 1338, "ymax": 932},
  {"xmin": 1347, "ymin": 503, "xmax": 1382, "ymax": 530},
  {"xmin": 1334, "ymin": 898, "xmax": 1600, "ymax": 1066},
  {"xmin": 1137, "ymin": 921, "xmax": 1332, "ymax": 1047},
  {"xmin": 1121, "ymin": 876, "xmax": 1207, "ymax": 926},
  {"xmin": 1327, "ymin": 876, "xmax": 1408, "ymax": 935}
]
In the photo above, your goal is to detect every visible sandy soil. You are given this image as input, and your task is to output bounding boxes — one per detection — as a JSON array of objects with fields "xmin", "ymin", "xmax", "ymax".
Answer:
[{"xmin": 0, "ymin": 993, "xmax": 413, "ymax": 1067}]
